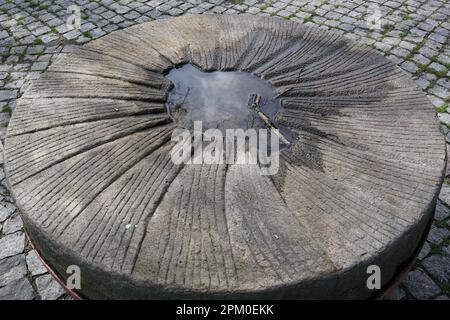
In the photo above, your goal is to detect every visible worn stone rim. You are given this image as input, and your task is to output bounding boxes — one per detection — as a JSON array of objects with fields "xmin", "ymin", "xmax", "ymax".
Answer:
[{"xmin": 4, "ymin": 14, "xmax": 446, "ymax": 299}]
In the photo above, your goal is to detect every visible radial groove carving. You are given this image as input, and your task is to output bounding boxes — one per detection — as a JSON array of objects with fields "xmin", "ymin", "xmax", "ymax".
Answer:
[{"xmin": 4, "ymin": 14, "xmax": 445, "ymax": 299}]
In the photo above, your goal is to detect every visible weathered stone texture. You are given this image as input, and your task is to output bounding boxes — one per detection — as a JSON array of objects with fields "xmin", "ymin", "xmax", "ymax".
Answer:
[{"xmin": 4, "ymin": 15, "xmax": 445, "ymax": 299}]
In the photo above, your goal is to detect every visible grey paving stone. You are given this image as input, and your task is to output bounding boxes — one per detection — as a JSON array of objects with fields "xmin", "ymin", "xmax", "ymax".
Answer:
[
  {"xmin": 27, "ymin": 21, "xmax": 43, "ymax": 31},
  {"xmin": 168, "ymin": 7, "xmax": 183, "ymax": 16},
  {"xmin": 0, "ymin": 65, "xmax": 10, "ymax": 72},
  {"xmin": 0, "ymin": 202, "xmax": 16, "ymax": 223},
  {"xmin": 40, "ymin": 33, "xmax": 59, "ymax": 44},
  {"xmin": 244, "ymin": 0, "xmax": 258, "ymax": 6},
  {"xmin": 403, "ymin": 268, "xmax": 441, "ymax": 299},
  {"xmin": 203, "ymin": 2, "xmax": 219, "ymax": 12},
  {"xmin": 383, "ymin": 36, "xmax": 400, "ymax": 47},
  {"xmin": 124, "ymin": 11, "xmax": 141, "ymax": 20},
  {"xmin": 401, "ymin": 61, "xmax": 419, "ymax": 74},
  {"xmin": 285, "ymin": 5, "xmax": 298, "ymax": 14},
  {"xmin": 79, "ymin": 22, "xmax": 96, "ymax": 33},
  {"xmin": 429, "ymin": 62, "xmax": 446, "ymax": 73},
  {"xmin": 26, "ymin": 250, "xmax": 47, "ymax": 276},
  {"xmin": 0, "ymin": 277, "xmax": 34, "ymax": 300},
  {"xmin": 439, "ymin": 185, "xmax": 450, "ymax": 208},
  {"xmin": 0, "ymin": 231, "xmax": 25, "ymax": 260},
  {"xmin": 212, "ymin": 6, "xmax": 227, "ymax": 14},
  {"xmin": 55, "ymin": 24, "xmax": 70, "ymax": 34},
  {"xmin": 35, "ymin": 274, "xmax": 66, "ymax": 300},
  {"xmin": 444, "ymin": 245, "xmax": 450, "ymax": 256},
  {"xmin": 277, "ymin": 10, "xmax": 292, "ymax": 18},
  {"xmin": 418, "ymin": 241, "xmax": 431, "ymax": 260},
  {"xmin": 437, "ymin": 78, "xmax": 450, "ymax": 90},
  {"xmin": 180, "ymin": 3, "xmax": 194, "ymax": 11},
  {"xmin": 134, "ymin": 16, "xmax": 151, "ymax": 24},
  {"xmin": 101, "ymin": 10, "xmax": 116, "ymax": 19},
  {"xmin": 429, "ymin": 95, "xmax": 445, "ymax": 108},
  {"xmin": 85, "ymin": 2, "xmax": 100, "ymax": 11},
  {"xmin": 426, "ymin": 40, "xmax": 445, "ymax": 53},
  {"xmin": 63, "ymin": 30, "xmax": 81, "ymax": 40},
  {"xmin": 415, "ymin": 77, "xmax": 430, "ymax": 90},
  {"xmin": 0, "ymin": 31, "xmax": 8, "ymax": 40},
  {"xmin": 0, "ymin": 253, "xmax": 27, "ymax": 287},
  {"xmin": 157, "ymin": 4, "xmax": 172, "ymax": 13},
  {"xmin": 391, "ymin": 47, "xmax": 410, "ymax": 58},
  {"xmin": 32, "ymin": 26, "xmax": 51, "ymax": 37},
  {"xmin": 435, "ymin": 201, "xmax": 450, "ymax": 220},
  {"xmin": 426, "ymin": 225, "xmax": 450, "ymax": 245},
  {"xmin": 438, "ymin": 112, "xmax": 450, "ymax": 126},
  {"xmin": 90, "ymin": 28, "xmax": 106, "ymax": 39},
  {"xmin": 417, "ymin": 22, "xmax": 436, "ymax": 32},
  {"xmin": 413, "ymin": 54, "xmax": 431, "ymax": 65},
  {"xmin": 437, "ymin": 54, "xmax": 450, "ymax": 66},
  {"xmin": 92, "ymin": 6, "xmax": 108, "ymax": 15},
  {"xmin": 385, "ymin": 1, "xmax": 402, "ymax": 9},
  {"xmin": 109, "ymin": 15, "xmax": 125, "ymax": 24},
  {"xmin": 272, "ymin": 2, "xmax": 286, "ymax": 9},
  {"xmin": 30, "ymin": 61, "xmax": 48, "ymax": 71},
  {"xmin": 135, "ymin": 5, "xmax": 153, "ymax": 14},
  {"xmin": 0, "ymin": 90, "xmax": 17, "ymax": 101},
  {"xmin": 2, "ymin": 212, "xmax": 23, "ymax": 235},
  {"xmin": 102, "ymin": 24, "xmax": 119, "ymax": 33},
  {"xmin": 324, "ymin": 20, "xmax": 340, "ymax": 28},
  {"xmin": 419, "ymin": 46, "xmax": 439, "ymax": 59},
  {"xmin": 188, "ymin": 6, "xmax": 206, "ymax": 14},
  {"xmin": 429, "ymin": 33, "xmax": 447, "ymax": 44},
  {"xmin": 422, "ymin": 254, "xmax": 450, "ymax": 284},
  {"xmin": 339, "ymin": 23, "xmax": 355, "ymax": 31},
  {"xmin": 295, "ymin": 11, "xmax": 311, "ymax": 19},
  {"xmin": 95, "ymin": 19, "xmax": 110, "ymax": 28},
  {"xmin": 430, "ymin": 85, "xmax": 450, "ymax": 100}
]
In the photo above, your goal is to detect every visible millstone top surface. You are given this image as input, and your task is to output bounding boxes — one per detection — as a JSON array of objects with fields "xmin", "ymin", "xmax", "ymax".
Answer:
[{"xmin": 4, "ymin": 14, "xmax": 445, "ymax": 299}]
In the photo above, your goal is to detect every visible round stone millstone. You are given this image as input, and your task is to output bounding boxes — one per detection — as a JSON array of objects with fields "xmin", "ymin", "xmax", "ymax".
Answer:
[{"xmin": 4, "ymin": 14, "xmax": 446, "ymax": 299}]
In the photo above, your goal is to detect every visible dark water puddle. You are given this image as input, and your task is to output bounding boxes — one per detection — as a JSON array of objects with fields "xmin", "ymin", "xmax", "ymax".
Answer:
[{"xmin": 165, "ymin": 64, "xmax": 283, "ymax": 132}]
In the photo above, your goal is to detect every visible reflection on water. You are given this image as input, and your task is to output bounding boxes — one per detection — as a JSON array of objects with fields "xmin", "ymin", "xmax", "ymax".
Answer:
[{"xmin": 165, "ymin": 64, "xmax": 282, "ymax": 131}]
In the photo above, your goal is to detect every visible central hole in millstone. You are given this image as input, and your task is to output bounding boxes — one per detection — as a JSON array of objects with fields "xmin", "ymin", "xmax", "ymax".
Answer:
[{"xmin": 165, "ymin": 64, "xmax": 283, "ymax": 132}]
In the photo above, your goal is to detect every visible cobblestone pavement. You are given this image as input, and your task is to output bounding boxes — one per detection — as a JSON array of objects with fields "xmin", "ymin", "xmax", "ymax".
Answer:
[{"xmin": 0, "ymin": 0, "xmax": 449, "ymax": 300}]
